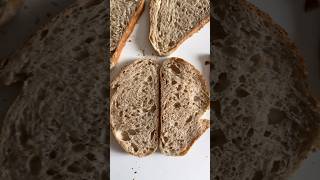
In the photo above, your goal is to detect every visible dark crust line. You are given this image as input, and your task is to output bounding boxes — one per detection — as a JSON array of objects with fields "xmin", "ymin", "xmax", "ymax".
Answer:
[
  {"xmin": 237, "ymin": 0, "xmax": 320, "ymax": 178},
  {"xmin": 111, "ymin": 0, "xmax": 145, "ymax": 67}
]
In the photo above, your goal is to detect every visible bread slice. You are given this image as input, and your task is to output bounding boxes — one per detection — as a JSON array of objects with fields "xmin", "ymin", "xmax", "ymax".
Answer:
[
  {"xmin": 212, "ymin": 0, "xmax": 320, "ymax": 179},
  {"xmin": 110, "ymin": 59, "xmax": 160, "ymax": 157},
  {"xmin": 149, "ymin": 0, "xmax": 210, "ymax": 56},
  {"xmin": 159, "ymin": 57, "xmax": 210, "ymax": 156},
  {"xmin": 110, "ymin": 0, "xmax": 145, "ymax": 67},
  {"xmin": 0, "ymin": 0, "xmax": 24, "ymax": 26},
  {"xmin": 0, "ymin": 0, "xmax": 108, "ymax": 179}
]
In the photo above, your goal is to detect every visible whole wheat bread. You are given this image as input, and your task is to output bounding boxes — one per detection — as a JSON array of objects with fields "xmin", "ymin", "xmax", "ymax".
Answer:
[
  {"xmin": 110, "ymin": 59, "xmax": 160, "ymax": 157},
  {"xmin": 211, "ymin": 0, "xmax": 320, "ymax": 179},
  {"xmin": 110, "ymin": 0, "xmax": 144, "ymax": 67},
  {"xmin": 160, "ymin": 57, "xmax": 210, "ymax": 156},
  {"xmin": 149, "ymin": 0, "xmax": 210, "ymax": 56},
  {"xmin": 0, "ymin": 0, "xmax": 108, "ymax": 179}
]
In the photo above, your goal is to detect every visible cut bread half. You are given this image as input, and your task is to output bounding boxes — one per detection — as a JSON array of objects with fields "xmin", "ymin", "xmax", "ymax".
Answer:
[
  {"xmin": 149, "ymin": 0, "xmax": 210, "ymax": 56},
  {"xmin": 110, "ymin": 0, "xmax": 145, "ymax": 68},
  {"xmin": 110, "ymin": 59, "xmax": 160, "ymax": 157},
  {"xmin": 159, "ymin": 57, "xmax": 210, "ymax": 156}
]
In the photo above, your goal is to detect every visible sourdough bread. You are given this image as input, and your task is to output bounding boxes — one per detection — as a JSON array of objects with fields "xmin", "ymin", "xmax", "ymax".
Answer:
[
  {"xmin": 0, "ymin": 0, "xmax": 108, "ymax": 179},
  {"xmin": 110, "ymin": 0, "xmax": 145, "ymax": 67},
  {"xmin": 110, "ymin": 59, "xmax": 160, "ymax": 157},
  {"xmin": 211, "ymin": 0, "xmax": 320, "ymax": 179},
  {"xmin": 149, "ymin": 0, "xmax": 210, "ymax": 56},
  {"xmin": 160, "ymin": 57, "xmax": 210, "ymax": 156}
]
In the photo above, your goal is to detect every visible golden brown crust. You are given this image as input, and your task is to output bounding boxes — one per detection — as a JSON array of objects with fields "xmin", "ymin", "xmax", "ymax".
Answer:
[{"xmin": 110, "ymin": 0, "xmax": 145, "ymax": 68}]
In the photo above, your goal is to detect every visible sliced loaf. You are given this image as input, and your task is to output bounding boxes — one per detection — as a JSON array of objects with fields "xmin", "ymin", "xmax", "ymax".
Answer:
[
  {"xmin": 110, "ymin": 59, "xmax": 160, "ymax": 157},
  {"xmin": 149, "ymin": 0, "xmax": 210, "ymax": 56},
  {"xmin": 110, "ymin": 0, "xmax": 145, "ymax": 67},
  {"xmin": 212, "ymin": 0, "xmax": 320, "ymax": 179},
  {"xmin": 160, "ymin": 57, "xmax": 210, "ymax": 156}
]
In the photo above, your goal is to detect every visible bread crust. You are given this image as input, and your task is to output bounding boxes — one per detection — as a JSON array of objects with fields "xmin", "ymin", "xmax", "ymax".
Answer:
[
  {"xmin": 149, "ymin": 0, "xmax": 210, "ymax": 56},
  {"xmin": 110, "ymin": 0, "xmax": 145, "ymax": 68}
]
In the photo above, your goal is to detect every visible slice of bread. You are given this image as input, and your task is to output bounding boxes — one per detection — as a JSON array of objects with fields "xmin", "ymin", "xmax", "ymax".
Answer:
[
  {"xmin": 212, "ymin": 0, "xmax": 320, "ymax": 179},
  {"xmin": 0, "ymin": 0, "xmax": 108, "ymax": 179},
  {"xmin": 149, "ymin": 0, "xmax": 210, "ymax": 56},
  {"xmin": 0, "ymin": 0, "xmax": 23, "ymax": 26},
  {"xmin": 110, "ymin": 59, "xmax": 160, "ymax": 157},
  {"xmin": 110, "ymin": 0, "xmax": 145, "ymax": 67},
  {"xmin": 159, "ymin": 57, "xmax": 210, "ymax": 156}
]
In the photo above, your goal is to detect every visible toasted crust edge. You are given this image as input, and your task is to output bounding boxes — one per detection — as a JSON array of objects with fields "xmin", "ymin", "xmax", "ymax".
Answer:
[
  {"xmin": 110, "ymin": 0, "xmax": 145, "ymax": 68},
  {"xmin": 149, "ymin": 0, "xmax": 210, "ymax": 56},
  {"xmin": 159, "ymin": 57, "xmax": 210, "ymax": 156},
  {"xmin": 110, "ymin": 59, "xmax": 159, "ymax": 157}
]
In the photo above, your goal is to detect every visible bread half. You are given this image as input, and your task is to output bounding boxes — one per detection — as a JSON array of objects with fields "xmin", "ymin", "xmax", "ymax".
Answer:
[
  {"xmin": 149, "ymin": 0, "xmax": 210, "ymax": 56},
  {"xmin": 110, "ymin": 59, "xmax": 160, "ymax": 157},
  {"xmin": 159, "ymin": 57, "xmax": 210, "ymax": 156},
  {"xmin": 110, "ymin": 0, "xmax": 145, "ymax": 68}
]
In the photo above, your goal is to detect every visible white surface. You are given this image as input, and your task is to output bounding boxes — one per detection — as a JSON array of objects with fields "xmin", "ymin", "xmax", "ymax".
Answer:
[
  {"xmin": 110, "ymin": 0, "xmax": 210, "ymax": 180},
  {"xmin": 248, "ymin": 1, "xmax": 320, "ymax": 180}
]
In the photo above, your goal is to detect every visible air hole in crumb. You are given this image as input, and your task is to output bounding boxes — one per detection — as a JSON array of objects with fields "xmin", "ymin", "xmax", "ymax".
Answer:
[
  {"xmin": 174, "ymin": 103, "xmax": 181, "ymax": 108},
  {"xmin": 163, "ymin": 136, "xmax": 168, "ymax": 142},
  {"xmin": 29, "ymin": 155, "xmax": 42, "ymax": 175},
  {"xmin": 252, "ymin": 171, "xmax": 263, "ymax": 180},
  {"xmin": 169, "ymin": 64, "xmax": 181, "ymax": 74},
  {"xmin": 214, "ymin": 72, "xmax": 229, "ymax": 92},
  {"xmin": 271, "ymin": 160, "xmax": 281, "ymax": 173},
  {"xmin": 148, "ymin": 76, "xmax": 152, "ymax": 82},
  {"xmin": 268, "ymin": 108, "xmax": 286, "ymax": 125},
  {"xmin": 177, "ymin": 85, "xmax": 182, "ymax": 91},
  {"xmin": 128, "ymin": 129, "xmax": 137, "ymax": 135},
  {"xmin": 239, "ymin": 75, "xmax": 246, "ymax": 83},
  {"xmin": 194, "ymin": 96, "xmax": 201, "ymax": 102},
  {"xmin": 120, "ymin": 131, "xmax": 130, "ymax": 141},
  {"xmin": 172, "ymin": 80, "xmax": 177, "ymax": 85},
  {"xmin": 236, "ymin": 88, "xmax": 250, "ymax": 98},
  {"xmin": 212, "ymin": 129, "xmax": 227, "ymax": 148},
  {"xmin": 150, "ymin": 105, "xmax": 156, "ymax": 112},
  {"xmin": 85, "ymin": 37, "xmax": 95, "ymax": 43},
  {"xmin": 131, "ymin": 143, "xmax": 139, "ymax": 152},
  {"xmin": 151, "ymin": 130, "xmax": 156, "ymax": 139},
  {"xmin": 169, "ymin": 41, "xmax": 175, "ymax": 47},
  {"xmin": 174, "ymin": 122, "xmax": 178, "ymax": 126},
  {"xmin": 186, "ymin": 116, "xmax": 192, "ymax": 123},
  {"xmin": 264, "ymin": 131, "xmax": 271, "ymax": 137},
  {"xmin": 231, "ymin": 99, "xmax": 239, "ymax": 107},
  {"xmin": 247, "ymin": 128, "xmax": 254, "ymax": 137}
]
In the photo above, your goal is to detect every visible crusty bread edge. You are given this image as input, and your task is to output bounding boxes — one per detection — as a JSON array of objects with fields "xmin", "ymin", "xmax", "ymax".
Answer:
[
  {"xmin": 110, "ymin": 59, "xmax": 159, "ymax": 157},
  {"xmin": 159, "ymin": 57, "xmax": 210, "ymax": 156},
  {"xmin": 149, "ymin": 0, "xmax": 210, "ymax": 56},
  {"xmin": 110, "ymin": 0, "xmax": 145, "ymax": 68},
  {"xmin": 239, "ymin": 0, "xmax": 320, "ymax": 178},
  {"xmin": 179, "ymin": 119, "xmax": 210, "ymax": 156}
]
